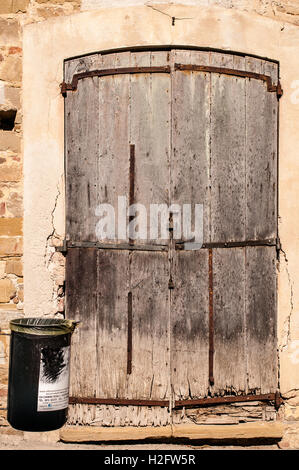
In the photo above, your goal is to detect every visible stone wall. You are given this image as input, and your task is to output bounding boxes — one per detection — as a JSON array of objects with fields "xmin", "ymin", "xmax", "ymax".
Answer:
[{"xmin": 0, "ymin": 0, "xmax": 299, "ymax": 447}]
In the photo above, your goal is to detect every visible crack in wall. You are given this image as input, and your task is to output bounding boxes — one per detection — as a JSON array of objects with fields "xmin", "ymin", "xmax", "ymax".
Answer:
[
  {"xmin": 146, "ymin": 3, "xmax": 194, "ymax": 25},
  {"xmin": 279, "ymin": 245, "xmax": 294, "ymax": 352},
  {"xmin": 43, "ymin": 175, "xmax": 65, "ymax": 315}
]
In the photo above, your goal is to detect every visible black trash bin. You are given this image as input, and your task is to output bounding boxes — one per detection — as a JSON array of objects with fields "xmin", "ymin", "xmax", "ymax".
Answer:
[{"xmin": 7, "ymin": 317, "xmax": 78, "ymax": 432}]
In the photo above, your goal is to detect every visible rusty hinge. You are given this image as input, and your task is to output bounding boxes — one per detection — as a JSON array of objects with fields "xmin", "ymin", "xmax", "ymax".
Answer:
[
  {"xmin": 55, "ymin": 239, "xmax": 67, "ymax": 254},
  {"xmin": 275, "ymin": 390, "xmax": 283, "ymax": 410},
  {"xmin": 276, "ymin": 237, "xmax": 281, "ymax": 260},
  {"xmin": 276, "ymin": 81, "xmax": 283, "ymax": 99}
]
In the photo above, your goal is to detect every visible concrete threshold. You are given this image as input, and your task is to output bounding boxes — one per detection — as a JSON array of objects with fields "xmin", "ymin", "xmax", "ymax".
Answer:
[{"xmin": 60, "ymin": 422, "xmax": 284, "ymax": 444}]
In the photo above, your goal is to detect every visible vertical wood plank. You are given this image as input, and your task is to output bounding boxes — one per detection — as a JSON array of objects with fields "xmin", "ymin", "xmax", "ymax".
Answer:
[
  {"xmin": 245, "ymin": 246, "xmax": 277, "ymax": 394},
  {"xmin": 129, "ymin": 51, "xmax": 170, "ymax": 245},
  {"xmin": 127, "ymin": 251, "xmax": 170, "ymax": 400},
  {"xmin": 245, "ymin": 58, "xmax": 278, "ymax": 240},
  {"xmin": 65, "ymin": 62, "xmax": 99, "ymax": 241},
  {"xmin": 213, "ymin": 247, "xmax": 247, "ymax": 395},
  {"xmin": 66, "ymin": 248, "xmax": 98, "ymax": 399},
  {"xmin": 171, "ymin": 49, "xmax": 210, "ymax": 244},
  {"xmin": 97, "ymin": 52, "xmax": 130, "ymax": 243},
  {"xmin": 171, "ymin": 250, "xmax": 209, "ymax": 399},
  {"xmin": 96, "ymin": 249, "xmax": 130, "ymax": 398},
  {"xmin": 210, "ymin": 54, "xmax": 246, "ymax": 243},
  {"xmin": 64, "ymin": 54, "xmax": 102, "ymax": 83}
]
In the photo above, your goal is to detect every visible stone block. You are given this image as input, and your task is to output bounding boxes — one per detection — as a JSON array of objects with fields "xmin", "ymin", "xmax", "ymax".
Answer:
[
  {"xmin": 0, "ymin": 131, "xmax": 21, "ymax": 153},
  {"xmin": 5, "ymin": 258, "xmax": 22, "ymax": 277},
  {"xmin": 36, "ymin": 0, "xmax": 80, "ymax": 3},
  {"xmin": 0, "ymin": 218, "xmax": 22, "ymax": 237},
  {"xmin": 3, "ymin": 86, "xmax": 21, "ymax": 111},
  {"xmin": 0, "ymin": 56, "xmax": 22, "ymax": 83},
  {"xmin": 0, "ymin": 261, "xmax": 5, "ymax": 279},
  {"xmin": 0, "ymin": 19, "xmax": 20, "ymax": 47},
  {"xmin": 0, "ymin": 278, "xmax": 16, "ymax": 303},
  {"xmin": 0, "ymin": 161, "xmax": 22, "ymax": 182},
  {"xmin": 0, "ymin": 0, "xmax": 29, "ymax": 14},
  {"xmin": 0, "ymin": 333, "xmax": 9, "ymax": 367},
  {"xmin": 284, "ymin": 403, "xmax": 299, "ymax": 421},
  {"xmin": 6, "ymin": 191, "xmax": 22, "ymax": 217},
  {"xmin": 0, "ymin": 237, "xmax": 22, "ymax": 256}
]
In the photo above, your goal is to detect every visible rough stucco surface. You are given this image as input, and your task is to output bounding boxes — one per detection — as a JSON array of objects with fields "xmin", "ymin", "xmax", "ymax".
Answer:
[{"xmin": 0, "ymin": 0, "xmax": 298, "ymax": 447}]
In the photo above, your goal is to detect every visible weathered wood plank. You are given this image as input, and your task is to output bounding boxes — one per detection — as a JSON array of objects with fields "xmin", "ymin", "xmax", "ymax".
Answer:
[
  {"xmin": 66, "ymin": 248, "xmax": 98, "ymax": 403},
  {"xmin": 96, "ymin": 249, "xmax": 130, "ymax": 399},
  {"xmin": 171, "ymin": 49, "xmax": 210, "ymax": 244},
  {"xmin": 212, "ymin": 247, "xmax": 247, "ymax": 395},
  {"xmin": 68, "ymin": 403, "xmax": 171, "ymax": 427},
  {"xmin": 64, "ymin": 53, "xmax": 102, "ymax": 83},
  {"xmin": 126, "ymin": 251, "xmax": 170, "ymax": 400},
  {"xmin": 245, "ymin": 58, "xmax": 278, "ymax": 240},
  {"xmin": 171, "ymin": 250, "xmax": 209, "ymax": 400},
  {"xmin": 61, "ymin": 422, "xmax": 283, "ymax": 442},
  {"xmin": 97, "ymin": 53, "xmax": 130, "ymax": 243},
  {"xmin": 245, "ymin": 246, "xmax": 277, "ymax": 394},
  {"xmin": 65, "ymin": 62, "xmax": 99, "ymax": 241},
  {"xmin": 129, "ymin": 51, "xmax": 171, "ymax": 245},
  {"xmin": 210, "ymin": 53, "xmax": 246, "ymax": 243}
]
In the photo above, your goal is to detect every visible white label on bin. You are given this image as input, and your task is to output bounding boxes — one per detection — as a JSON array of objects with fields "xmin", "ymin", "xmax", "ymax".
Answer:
[{"xmin": 37, "ymin": 345, "xmax": 70, "ymax": 412}]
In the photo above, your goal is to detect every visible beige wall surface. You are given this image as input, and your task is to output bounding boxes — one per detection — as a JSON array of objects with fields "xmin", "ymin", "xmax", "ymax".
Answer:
[{"xmin": 20, "ymin": 3, "xmax": 299, "ymax": 446}]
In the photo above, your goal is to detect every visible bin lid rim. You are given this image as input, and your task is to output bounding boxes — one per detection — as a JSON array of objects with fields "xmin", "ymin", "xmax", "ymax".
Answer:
[{"xmin": 9, "ymin": 317, "xmax": 79, "ymax": 335}]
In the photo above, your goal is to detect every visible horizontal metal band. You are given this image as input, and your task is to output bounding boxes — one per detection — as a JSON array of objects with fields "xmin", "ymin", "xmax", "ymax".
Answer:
[
  {"xmin": 61, "ymin": 64, "xmax": 282, "ymax": 98},
  {"xmin": 63, "ymin": 241, "xmax": 168, "ymax": 252},
  {"xmin": 69, "ymin": 392, "xmax": 282, "ymax": 409},
  {"xmin": 61, "ymin": 66, "xmax": 171, "ymax": 95},
  {"xmin": 174, "ymin": 63, "xmax": 283, "ymax": 97},
  {"xmin": 176, "ymin": 238, "xmax": 277, "ymax": 250},
  {"xmin": 56, "ymin": 238, "xmax": 278, "ymax": 253},
  {"xmin": 69, "ymin": 397, "xmax": 170, "ymax": 407},
  {"xmin": 174, "ymin": 393, "xmax": 281, "ymax": 409}
]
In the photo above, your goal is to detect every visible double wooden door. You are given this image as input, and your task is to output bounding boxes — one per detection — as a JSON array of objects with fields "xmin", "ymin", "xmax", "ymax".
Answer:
[{"xmin": 64, "ymin": 49, "xmax": 279, "ymax": 424}]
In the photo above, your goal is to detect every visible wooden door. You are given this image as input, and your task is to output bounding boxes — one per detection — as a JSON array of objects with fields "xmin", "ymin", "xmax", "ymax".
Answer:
[{"xmin": 64, "ymin": 49, "xmax": 279, "ymax": 426}]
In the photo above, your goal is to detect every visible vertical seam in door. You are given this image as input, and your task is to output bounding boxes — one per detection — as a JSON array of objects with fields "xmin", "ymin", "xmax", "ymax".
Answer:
[
  {"xmin": 208, "ymin": 247, "xmax": 214, "ymax": 386},
  {"xmin": 244, "ymin": 65, "xmax": 249, "ymax": 394},
  {"xmin": 127, "ymin": 291, "xmax": 133, "ymax": 375},
  {"xmin": 208, "ymin": 52, "xmax": 214, "ymax": 390},
  {"xmin": 169, "ymin": 50, "xmax": 174, "ymax": 419}
]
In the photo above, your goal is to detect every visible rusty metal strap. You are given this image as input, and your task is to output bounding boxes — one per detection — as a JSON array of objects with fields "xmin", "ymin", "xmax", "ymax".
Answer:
[
  {"xmin": 175, "ymin": 238, "xmax": 277, "ymax": 250},
  {"xmin": 61, "ymin": 66, "xmax": 171, "ymax": 96},
  {"xmin": 69, "ymin": 397, "xmax": 170, "ymax": 407},
  {"xmin": 56, "ymin": 241, "xmax": 168, "ymax": 253},
  {"xmin": 174, "ymin": 63, "xmax": 283, "ymax": 98},
  {"xmin": 175, "ymin": 392, "xmax": 282, "ymax": 410},
  {"xmin": 56, "ymin": 238, "xmax": 277, "ymax": 253},
  {"xmin": 61, "ymin": 64, "xmax": 282, "ymax": 98},
  {"xmin": 69, "ymin": 392, "xmax": 282, "ymax": 409}
]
